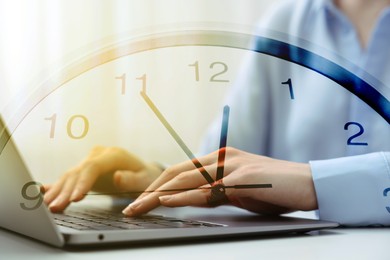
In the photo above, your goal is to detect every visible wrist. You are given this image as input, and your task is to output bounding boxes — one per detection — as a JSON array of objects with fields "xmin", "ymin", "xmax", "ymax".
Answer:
[{"xmin": 302, "ymin": 163, "xmax": 318, "ymax": 211}]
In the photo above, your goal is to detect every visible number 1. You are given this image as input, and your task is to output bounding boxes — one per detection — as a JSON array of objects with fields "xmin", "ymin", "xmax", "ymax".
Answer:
[
  {"xmin": 281, "ymin": 78, "xmax": 295, "ymax": 100},
  {"xmin": 44, "ymin": 114, "xmax": 57, "ymax": 138},
  {"xmin": 188, "ymin": 61, "xmax": 200, "ymax": 81},
  {"xmin": 136, "ymin": 74, "xmax": 147, "ymax": 93},
  {"xmin": 115, "ymin": 73, "xmax": 127, "ymax": 95}
]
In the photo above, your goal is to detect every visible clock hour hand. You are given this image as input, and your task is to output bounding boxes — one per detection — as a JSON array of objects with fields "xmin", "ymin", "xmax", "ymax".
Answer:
[{"xmin": 140, "ymin": 90, "xmax": 215, "ymax": 185}]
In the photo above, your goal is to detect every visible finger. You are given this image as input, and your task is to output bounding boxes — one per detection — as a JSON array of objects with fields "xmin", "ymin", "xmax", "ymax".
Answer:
[
  {"xmin": 133, "ymin": 167, "xmax": 184, "ymax": 201},
  {"xmin": 135, "ymin": 158, "xmax": 218, "ymax": 202},
  {"xmin": 69, "ymin": 163, "xmax": 101, "ymax": 201},
  {"xmin": 113, "ymin": 170, "xmax": 137, "ymax": 191},
  {"xmin": 159, "ymin": 187, "xmax": 210, "ymax": 207},
  {"xmin": 48, "ymin": 173, "xmax": 79, "ymax": 212},
  {"xmin": 92, "ymin": 147, "xmax": 145, "ymax": 173},
  {"xmin": 42, "ymin": 184, "xmax": 52, "ymax": 193},
  {"xmin": 147, "ymin": 176, "xmax": 237, "ymax": 209},
  {"xmin": 44, "ymin": 175, "xmax": 69, "ymax": 205},
  {"xmin": 135, "ymin": 152, "xmax": 218, "ymax": 200},
  {"xmin": 113, "ymin": 167, "xmax": 158, "ymax": 193},
  {"xmin": 157, "ymin": 171, "xmax": 270, "ymax": 209},
  {"xmin": 219, "ymin": 170, "xmax": 271, "ymax": 199},
  {"xmin": 122, "ymin": 168, "xmax": 212, "ymax": 216},
  {"xmin": 172, "ymin": 151, "xmax": 219, "ymax": 174}
]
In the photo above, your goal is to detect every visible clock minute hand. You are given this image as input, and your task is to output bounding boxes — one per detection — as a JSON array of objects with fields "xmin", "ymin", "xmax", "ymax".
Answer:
[
  {"xmin": 140, "ymin": 91, "xmax": 215, "ymax": 185},
  {"xmin": 206, "ymin": 105, "xmax": 230, "ymax": 206}
]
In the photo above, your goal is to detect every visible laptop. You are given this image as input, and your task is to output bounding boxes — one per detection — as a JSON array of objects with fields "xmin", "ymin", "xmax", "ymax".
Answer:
[{"xmin": 0, "ymin": 115, "xmax": 338, "ymax": 247}]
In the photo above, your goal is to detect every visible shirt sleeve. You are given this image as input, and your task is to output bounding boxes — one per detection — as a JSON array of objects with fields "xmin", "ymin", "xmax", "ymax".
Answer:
[{"xmin": 310, "ymin": 152, "xmax": 390, "ymax": 226}]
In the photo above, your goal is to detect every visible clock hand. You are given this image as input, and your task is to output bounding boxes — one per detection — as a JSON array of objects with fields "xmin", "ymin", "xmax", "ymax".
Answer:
[
  {"xmin": 216, "ymin": 105, "xmax": 229, "ymax": 182},
  {"xmin": 207, "ymin": 105, "xmax": 229, "ymax": 206},
  {"xmin": 138, "ymin": 91, "xmax": 272, "ymax": 206},
  {"xmin": 85, "ymin": 184, "xmax": 273, "ymax": 196},
  {"xmin": 140, "ymin": 90, "xmax": 215, "ymax": 185},
  {"xmin": 206, "ymin": 105, "xmax": 232, "ymax": 206}
]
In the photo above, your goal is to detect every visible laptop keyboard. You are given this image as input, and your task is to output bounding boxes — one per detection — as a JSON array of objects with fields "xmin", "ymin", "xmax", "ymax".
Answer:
[{"xmin": 53, "ymin": 208, "xmax": 225, "ymax": 231}]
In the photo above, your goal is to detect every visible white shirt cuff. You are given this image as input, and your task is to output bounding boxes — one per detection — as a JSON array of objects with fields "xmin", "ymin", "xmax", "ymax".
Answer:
[{"xmin": 310, "ymin": 152, "xmax": 390, "ymax": 226}]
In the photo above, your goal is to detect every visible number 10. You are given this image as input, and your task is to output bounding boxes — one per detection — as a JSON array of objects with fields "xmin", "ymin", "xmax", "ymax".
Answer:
[{"xmin": 45, "ymin": 113, "xmax": 89, "ymax": 139}]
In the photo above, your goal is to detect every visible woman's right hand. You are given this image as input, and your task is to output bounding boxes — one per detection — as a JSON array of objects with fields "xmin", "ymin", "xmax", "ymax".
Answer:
[{"xmin": 43, "ymin": 146, "xmax": 162, "ymax": 212}]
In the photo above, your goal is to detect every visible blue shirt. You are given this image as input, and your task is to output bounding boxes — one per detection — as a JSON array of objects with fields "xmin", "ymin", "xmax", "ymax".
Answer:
[{"xmin": 200, "ymin": 0, "xmax": 390, "ymax": 226}]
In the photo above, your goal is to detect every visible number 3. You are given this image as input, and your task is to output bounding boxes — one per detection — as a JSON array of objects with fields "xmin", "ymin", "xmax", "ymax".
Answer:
[{"xmin": 384, "ymin": 188, "xmax": 390, "ymax": 214}]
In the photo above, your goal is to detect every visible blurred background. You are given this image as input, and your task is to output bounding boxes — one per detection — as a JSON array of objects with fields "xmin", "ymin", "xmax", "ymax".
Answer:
[{"xmin": 0, "ymin": 0, "xmax": 282, "ymax": 182}]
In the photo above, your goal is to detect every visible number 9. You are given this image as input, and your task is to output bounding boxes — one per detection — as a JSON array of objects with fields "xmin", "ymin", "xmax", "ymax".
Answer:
[{"xmin": 20, "ymin": 181, "xmax": 44, "ymax": 211}]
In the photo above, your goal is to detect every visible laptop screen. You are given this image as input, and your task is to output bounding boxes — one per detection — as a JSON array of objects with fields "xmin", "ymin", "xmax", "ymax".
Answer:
[{"xmin": 0, "ymin": 115, "xmax": 64, "ymax": 246}]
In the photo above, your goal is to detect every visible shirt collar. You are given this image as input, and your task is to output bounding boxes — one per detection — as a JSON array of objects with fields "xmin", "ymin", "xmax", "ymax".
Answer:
[
  {"xmin": 311, "ymin": 0, "xmax": 350, "ymax": 29},
  {"xmin": 315, "ymin": 0, "xmax": 390, "ymax": 23}
]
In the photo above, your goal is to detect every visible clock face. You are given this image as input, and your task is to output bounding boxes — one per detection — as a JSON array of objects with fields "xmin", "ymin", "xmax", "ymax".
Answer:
[{"xmin": 3, "ymin": 28, "xmax": 389, "ymax": 184}]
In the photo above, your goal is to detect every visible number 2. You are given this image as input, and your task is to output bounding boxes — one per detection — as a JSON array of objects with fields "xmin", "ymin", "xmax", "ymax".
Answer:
[
  {"xmin": 209, "ymin": 62, "xmax": 229, "ymax": 82},
  {"xmin": 344, "ymin": 122, "xmax": 368, "ymax": 146}
]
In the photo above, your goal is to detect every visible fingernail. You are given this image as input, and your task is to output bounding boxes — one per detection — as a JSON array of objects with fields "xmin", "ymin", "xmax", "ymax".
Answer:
[
  {"xmin": 49, "ymin": 199, "xmax": 61, "ymax": 212},
  {"xmin": 70, "ymin": 190, "xmax": 80, "ymax": 202},
  {"xmin": 114, "ymin": 171, "xmax": 124, "ymax": 187},
  {"xmin": 49, "ymin": 197, "xmax": 59, "ymax": 207},
  {"xmin": 122, "ymin": 200, "xmax": 142, "ymax": 215}
]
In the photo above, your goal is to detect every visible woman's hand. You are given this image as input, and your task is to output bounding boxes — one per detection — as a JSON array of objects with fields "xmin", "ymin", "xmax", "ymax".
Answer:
[
  {"xmin": 44, "ymin": 146, "xmax": 162, "ymax": 212},
  {"xmin": 122, "ymin": 147, "xmax": 318, "ymax": 216}
]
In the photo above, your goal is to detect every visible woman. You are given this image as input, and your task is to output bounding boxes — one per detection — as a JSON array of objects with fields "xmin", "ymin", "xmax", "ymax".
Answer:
[{"xmin": 44, "ymin": 0, "xmax": 390, "ymax": 226}]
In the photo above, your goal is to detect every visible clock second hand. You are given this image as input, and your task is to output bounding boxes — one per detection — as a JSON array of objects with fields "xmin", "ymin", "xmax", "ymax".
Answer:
[{"xmin": 86, "ymin": 184, "xmax": 273, "ymax": 196}]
